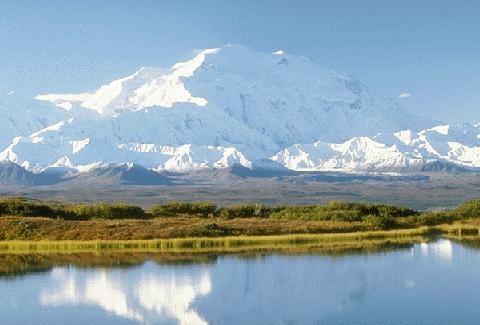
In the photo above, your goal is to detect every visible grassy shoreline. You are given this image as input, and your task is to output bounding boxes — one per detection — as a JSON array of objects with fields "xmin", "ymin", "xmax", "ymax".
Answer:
[
  {"xmin": 1, "ymin": 224, "xmax": 477, "ymax": 254},
  {"xmin": 1, "ymin": 197, "xmax": 479, "ymax": 253}
]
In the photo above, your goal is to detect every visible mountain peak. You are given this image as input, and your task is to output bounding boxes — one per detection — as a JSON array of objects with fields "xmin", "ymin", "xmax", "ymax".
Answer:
[
  {"xmin": 1, "ymin": 45, "xmax": 449, "ymax": 174},
  {"xmin": 34, "ymin": 45, "xmax": 352, "ymax": 117},
  {"xmin": 34, "ymin": 48, "xmax": 224, "ymax": 116}
]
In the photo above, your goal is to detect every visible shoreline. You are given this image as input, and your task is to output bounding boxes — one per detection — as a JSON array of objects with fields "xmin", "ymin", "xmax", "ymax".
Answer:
[
  {"xmin": 0, "ymin": 224, "xmax": 477, "ymax": 254},
  {"xmin": 1, "ymin": 197, "xmax": 479, "ymax": 253}
]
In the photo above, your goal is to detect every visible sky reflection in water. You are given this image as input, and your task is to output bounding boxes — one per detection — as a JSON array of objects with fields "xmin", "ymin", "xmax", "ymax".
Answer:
[{"xmin": 1, "ymin": 239, "xmax": 479, "ymax": 324}]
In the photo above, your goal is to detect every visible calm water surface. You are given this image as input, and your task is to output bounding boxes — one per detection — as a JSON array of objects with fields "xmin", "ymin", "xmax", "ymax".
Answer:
[{"xmin": 1, "ymin": 239, "xmax": 480, "ymax": 324}]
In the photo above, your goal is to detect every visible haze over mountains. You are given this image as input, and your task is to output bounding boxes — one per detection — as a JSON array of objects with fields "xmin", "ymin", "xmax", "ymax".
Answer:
[{"xmin": 0, "ymin": 44, "xmax": 479, "ymax": 183}]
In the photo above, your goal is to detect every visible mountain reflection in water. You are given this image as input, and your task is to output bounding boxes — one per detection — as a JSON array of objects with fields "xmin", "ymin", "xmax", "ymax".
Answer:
[
  {"xmin": 1, "ymin": 239, "xmax": 480, "ymax": 324},
  {"xmin": 41, "ymin": 265, "xmax": 211, "ymax": 324}
]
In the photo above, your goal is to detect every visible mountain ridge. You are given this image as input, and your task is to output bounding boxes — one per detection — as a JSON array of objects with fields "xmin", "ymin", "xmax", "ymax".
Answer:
[{"xmin": 0, "ymin": 45, "xmax": 477, "ymax": 175}]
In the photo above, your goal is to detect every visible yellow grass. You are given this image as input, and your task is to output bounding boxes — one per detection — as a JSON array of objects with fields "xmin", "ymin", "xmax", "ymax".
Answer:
[{"xmin": 0, "ymin": 227, "xmax": 436, "ymax": 254}]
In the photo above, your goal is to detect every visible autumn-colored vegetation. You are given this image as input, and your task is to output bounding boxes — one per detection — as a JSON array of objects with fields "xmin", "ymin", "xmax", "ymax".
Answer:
[{"xmin": 0, "ymin": 197, "xmax": 479, "ymax": 240}]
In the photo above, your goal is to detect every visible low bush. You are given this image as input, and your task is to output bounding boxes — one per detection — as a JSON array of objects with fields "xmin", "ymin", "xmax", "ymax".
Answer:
[
  {"xmin": 454, "ymin": 199, "xmax": 480, "ymax": 219},
  {"xmin": 217, "ymin": 204, "xmax": 281, "ymax": 219},
  {"xmin": 270, "ymin": 206, "xmax": 365, "ymax": 222},
  {"xmin": 417, "ymin": 211, "xmax": 457, "ymax": 226},
  {"xmin": 363, "ymin": 214, "xmax": 396, "ymax": 230},
  {"xmin": 0, "ymin": 198, "xmax": 57, "ymax": 218},
  {"xmin": 269, "ymin": 201, "xmax": 417, "ymax": 222},
  {"xmin": 72, "ymin": 204, "xmax": 146, "ymax": 220},
  {"xmin": 3, "ymin": 197, "xmax": 480, "ymax": 230},
  {"xmin": 149, "ymin": 201, "xmax": 217, "ymax": 218}
]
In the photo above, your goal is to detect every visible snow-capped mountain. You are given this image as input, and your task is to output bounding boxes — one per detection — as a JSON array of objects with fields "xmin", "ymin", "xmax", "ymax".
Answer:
[
  {"xmin": 272, "ymin": 123, "xmax": 480, "ymax": 172},
  {"xmin": 0, "ymin": 94, "xmax": 66, "ymax": 150},
  {"xmin": 0, "ymin": 44, "xmax": 477, "ymax": 174}
]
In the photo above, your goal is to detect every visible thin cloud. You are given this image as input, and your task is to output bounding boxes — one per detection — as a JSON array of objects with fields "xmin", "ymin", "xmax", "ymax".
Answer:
[{"xmin": 398, "ymin": 92, "xmax": 411, "ymax": 98}]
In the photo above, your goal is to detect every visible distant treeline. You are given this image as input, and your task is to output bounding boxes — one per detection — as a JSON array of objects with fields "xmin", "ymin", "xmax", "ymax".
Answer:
[{"xmin": 0, "ymin": 197, "xmax": 479, "ymax": 230}]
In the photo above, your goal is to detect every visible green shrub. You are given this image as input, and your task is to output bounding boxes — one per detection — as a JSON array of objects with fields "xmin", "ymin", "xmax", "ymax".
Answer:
[
  {"xmin": 149, "ymin": 201, "xmax": 217, "ymax": 218},
  {"xmin": 218, "ymin": 204, "xmax": 279, "ymax": 219},
  {"xmin": 4, "ymin": 196, "xmax": 477, "ymax": 229},
  {"xmin": 0, "ymin": 197, "xmax": 57, "ymax": 218},
  {"xmin": 416, "ymin": 211, "xmax": 457, "ymax": 226},
  {"xmin": 376, "ymin": 204, "xmax": 418, "ymax": 218},
  {"xmin": 270, "ymin": 206, "xmax": 364, "ymax": 221},
  {"xmin": 60, "ymin": 205, "xmax": 91, "ymax": 220},
  {"xmin": 363, "ymin": 214, "xmax": 396, "ymax": 230},
  {"xmin": 269, "ymin": 201, "xmax": 417, "ymax": 222},
  {"xmin": 455, "ymin": 199, "xmax": 480, "ymax": 219},
  {"xmin": 65, "ymin": 204, "xmax": 145, "ymax": 220}
]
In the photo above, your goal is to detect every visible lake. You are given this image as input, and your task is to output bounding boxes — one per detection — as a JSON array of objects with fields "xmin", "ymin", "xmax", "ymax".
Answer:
[{"xmin": 1, "ymin": 239, "xmax": 479, "ymax": 324}]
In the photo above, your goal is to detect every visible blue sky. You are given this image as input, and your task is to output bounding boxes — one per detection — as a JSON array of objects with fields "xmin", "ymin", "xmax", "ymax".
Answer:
[{"xmin": 0, "ymin": 0, "xmax": 478, "ymax": 122}]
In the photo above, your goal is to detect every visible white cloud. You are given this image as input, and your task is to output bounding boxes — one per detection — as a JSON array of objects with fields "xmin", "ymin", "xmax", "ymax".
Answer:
[{"xmin": 398, "ymin": 92, "xmax": 411, "ymax": 98}]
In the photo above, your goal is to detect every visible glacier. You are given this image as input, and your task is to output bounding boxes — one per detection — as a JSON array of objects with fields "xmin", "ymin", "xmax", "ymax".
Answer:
[{"xmin": 0, "ymin": 44, "xmax": 478, "ymax": 174}]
